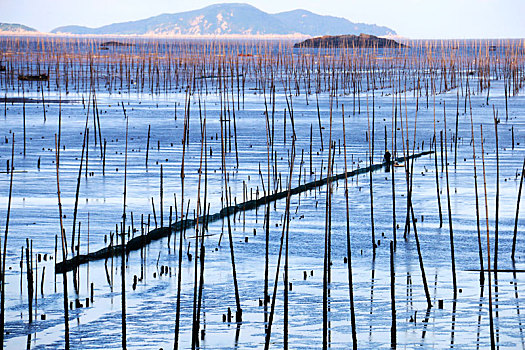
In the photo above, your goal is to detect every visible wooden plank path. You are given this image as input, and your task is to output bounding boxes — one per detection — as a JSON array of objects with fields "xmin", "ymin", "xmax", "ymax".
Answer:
[{"xmin": 55, "ymin": 150, "xmax": 433, "ymax": 273}]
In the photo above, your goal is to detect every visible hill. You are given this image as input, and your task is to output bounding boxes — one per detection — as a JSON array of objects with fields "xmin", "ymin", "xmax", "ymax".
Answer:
[
  {"xmin": 294, "ymin": 33, "xmax": 405, "ymax": 48},
  {"xmin": 274, "ymin": 9, "xmax": 393, "ymax": 37},
  {"xmin": 51, "ymin": 3, "xmax": 396, "ymax": 37},
  {"xmin": 0, "ymin": 23, "xmax": 38, "ymax": 33}
]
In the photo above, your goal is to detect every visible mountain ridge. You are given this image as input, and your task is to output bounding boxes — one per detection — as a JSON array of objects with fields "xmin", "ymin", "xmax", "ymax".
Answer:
[
  {"xmin": 50, "ymin": 3, "xmax": 396, "ymax": 37},
  {"xmin": 0, "ymin": 23, "xmax": 38, "ymax": 33}
]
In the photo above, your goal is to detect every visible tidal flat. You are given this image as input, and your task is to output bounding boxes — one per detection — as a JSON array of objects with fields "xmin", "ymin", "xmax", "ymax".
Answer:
[{"xmin": 0, "ymin": 37, "xmax": 524, "ymax": 349}]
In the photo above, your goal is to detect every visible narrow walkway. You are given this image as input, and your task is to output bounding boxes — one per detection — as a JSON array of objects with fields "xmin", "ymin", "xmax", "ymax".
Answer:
[{"xmin": 55, "ymin": 150, "xmax": 432, "ymax": 273}]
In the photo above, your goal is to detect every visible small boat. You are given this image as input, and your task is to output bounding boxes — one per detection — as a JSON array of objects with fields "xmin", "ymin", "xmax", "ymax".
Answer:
[{"xmin": 18, "ymin": 74, "xmax": 49, "ymax": 82}]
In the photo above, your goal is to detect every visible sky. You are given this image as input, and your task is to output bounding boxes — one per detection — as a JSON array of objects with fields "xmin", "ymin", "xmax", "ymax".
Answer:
[{"xmin": 1, "ymin": 0, "xmax": 524, "ymax": 39}]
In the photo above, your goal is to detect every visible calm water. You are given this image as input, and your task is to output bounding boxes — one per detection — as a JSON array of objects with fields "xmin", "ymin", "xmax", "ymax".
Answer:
[{"xmin": 0, "ymin": 38, "xmax": 524, "ymax": 349}]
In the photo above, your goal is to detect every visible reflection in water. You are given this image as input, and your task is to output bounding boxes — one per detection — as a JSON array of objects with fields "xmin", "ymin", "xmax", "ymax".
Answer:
[
  {"xmin": 329, "ymin": 283, "xmax": 333, "ymax": 348},
  {"xmin": 390, "ymin": 241, "xmax": 396, "ymax": 349},
  {"xmin": 368, "ymin": 256, "xmax": 376, "ymax": 342},
  {"xmin": 26, "ymin": 332, "xmax": 31, "ymax": 350},
  {"xmin": 450, "ymin": 299, "xmax": 457, "ymax": 348},
  {"xmin": 1, "ymin": 38, "xmax": 525, "ymax": 349},
  {"xmin": 433, "ymin": 271, "xmax": 438, "ymax": 306},
  {"xmin": 233, "ymin": 322, "xmax": 241, "ymax": 349},
  {"xmin": 407, "ymin": 272, "xmax": 413, "ymax": 312},
  {"xmin": 421, "ymin": 306, "xmax": 431, "ymax": 341},
  {"xmin": 477, "ymin": 284, "xmax": 485, "ymax": 350},
  {"xmin": 513, "ymin": 267, "xmax": 525, "ymax": 350},
  {"xmin": 494, "ymin": 272, "xmax": 500, "ymax": 349}
]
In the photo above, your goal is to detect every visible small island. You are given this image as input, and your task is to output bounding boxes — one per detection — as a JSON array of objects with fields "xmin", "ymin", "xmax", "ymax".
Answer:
[
  {"xmin": 294, "ymin": 33, "xmax": 405, "ymax": 48},
  {"xmin": 100, "ymin": 41, "xmax": 134, "ymax": 49}
]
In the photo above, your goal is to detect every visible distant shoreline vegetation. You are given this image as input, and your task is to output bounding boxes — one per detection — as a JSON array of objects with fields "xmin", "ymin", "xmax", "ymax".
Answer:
[{"xmin": 294, "ymin": 34, "xmax": 406, "ymax": 48}]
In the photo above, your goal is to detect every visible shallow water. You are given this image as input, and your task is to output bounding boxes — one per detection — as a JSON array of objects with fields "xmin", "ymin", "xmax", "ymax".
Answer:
[{"xmin": 0, "ymin": 38, "xmax": 524, "ymax": 349}]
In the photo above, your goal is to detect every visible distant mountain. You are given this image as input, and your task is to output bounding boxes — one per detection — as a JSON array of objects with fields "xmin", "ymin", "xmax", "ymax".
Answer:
[
  {"xmin": 51, "ymin": 3, "xmax": 396, "ymax": 37},
  {"xmin": 273, "ymin": 9, "xmax": 393, "ymax": 37},
  {"xmin": 0, "ymin": 23, "xmax": 37, "ymax": 33}
]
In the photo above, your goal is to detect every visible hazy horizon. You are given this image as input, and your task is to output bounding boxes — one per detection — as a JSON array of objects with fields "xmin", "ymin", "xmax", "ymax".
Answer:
[{"xmin": 1, "ymin": 0, "xmax": 524, "ymax": 39}]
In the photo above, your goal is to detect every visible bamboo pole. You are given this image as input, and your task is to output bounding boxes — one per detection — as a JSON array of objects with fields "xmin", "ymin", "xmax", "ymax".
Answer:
[
  {"xmin": 390, "ymin": 241, "xmax": 396, "ymax": 348},
  {"xmin": 468, "ymin": 91, "xmax": 485, "ymax": 283},
  {"xmin": 264, "ymin": 139, "xmax": 295, "ymax": 350},
  {"xmin": 322, "ymin": 96, "xmax": 334, "ymax": 349},
  {"xmin": 511, "ymin": 157, "xmax": 525, "ymax": 261},
  {"xmin": 493, "ymin": 110, "xmax": 499, "ymax": 273},
  {"xmin": 0, "ymin": 133, "xmax": 14, "ymax": 348},
  {"xmin": 120, "ymin": 117, "xmax": 128, "ymax": 350},
  {"xmin": 480, "ymin": 125, "xmax": 496, "ymax": 350},
  {"xmin": 366, "ymin": 93, "xmax": 376, "ymax": 253},
  {"xmin": 433, "ymin": 90, "xmax": 443, "ymax": 228},
  {"xmin": 55, "ymin": 134, "xmax": 70, "ymax": 349},
  {"xmin": 444, "ymin": 103, "xmax": 458, "ymax": 297},
  {"xmin": 174, "ymin": 89, "xmax": 190, "ymax": 350},
  {"xmin": 342, "ymin": 105, "xmax": 357, "ymax": 349}
]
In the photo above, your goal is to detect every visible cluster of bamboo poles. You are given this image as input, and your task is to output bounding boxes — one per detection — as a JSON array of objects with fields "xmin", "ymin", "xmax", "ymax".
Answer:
[
  {"xmin": 0, "ymin": 36, "xmax": 524, "ymax": 350},
  {"xmin": 1, "ymin": 37, "xmax": 524, "ymax": 100}
]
